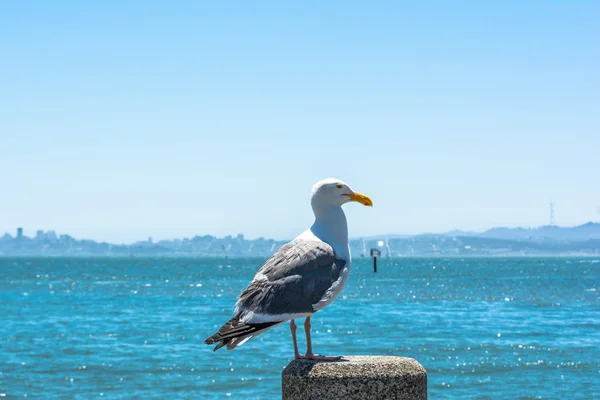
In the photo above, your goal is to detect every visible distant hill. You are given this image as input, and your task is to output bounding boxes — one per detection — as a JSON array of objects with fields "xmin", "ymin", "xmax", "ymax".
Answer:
[
  {"xmin": 353, "ymin": 222, "xmax": 600, "ymax": 243},
  {"xmin": 478, "ymin": 222, "xmax": 600, "ymax": 241}
]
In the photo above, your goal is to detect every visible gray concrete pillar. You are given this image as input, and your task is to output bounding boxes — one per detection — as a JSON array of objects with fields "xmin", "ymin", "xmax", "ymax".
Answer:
[{"xmin": 282, "ymin": 356, "xmax": 427, "ymax": 400}]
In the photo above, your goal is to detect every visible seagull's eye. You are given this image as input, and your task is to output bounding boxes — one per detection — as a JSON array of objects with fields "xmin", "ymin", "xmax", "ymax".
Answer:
[{"xmin": 336, "ymin": 183, "xmax": 344, "ymax": 189}]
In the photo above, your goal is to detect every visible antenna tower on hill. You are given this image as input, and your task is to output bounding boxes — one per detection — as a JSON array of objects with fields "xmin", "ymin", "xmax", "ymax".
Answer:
[{"xmin": 549, "ymin": 201, "xmax": 556, "ymax": 226}]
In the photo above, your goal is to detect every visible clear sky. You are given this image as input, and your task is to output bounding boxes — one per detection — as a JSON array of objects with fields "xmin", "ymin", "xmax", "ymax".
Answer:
[{"xmin": 1, "ymin": 1, "xmax": 599, "ymax": 243}]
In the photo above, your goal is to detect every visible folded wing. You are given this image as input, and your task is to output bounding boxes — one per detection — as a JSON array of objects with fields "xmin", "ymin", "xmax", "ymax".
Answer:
[{"xmin": 205, "ymin": 239, "xmax": 345, "ymax": 351}]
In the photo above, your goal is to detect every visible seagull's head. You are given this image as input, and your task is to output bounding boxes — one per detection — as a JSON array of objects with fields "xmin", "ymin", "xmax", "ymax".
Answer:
[{"xmin": 311, "ymin": 178, "xmax": 373, "ymax": 209}]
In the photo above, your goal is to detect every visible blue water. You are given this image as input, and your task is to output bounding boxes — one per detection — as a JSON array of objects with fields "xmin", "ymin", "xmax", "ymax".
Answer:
[{"xmin": 1, "ymin": 257, "xmax": 598, "ymax": 399}]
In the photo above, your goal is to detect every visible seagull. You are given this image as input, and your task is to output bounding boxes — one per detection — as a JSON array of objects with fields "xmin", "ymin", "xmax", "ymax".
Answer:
[{"xmin": 205, "ymin": 178, "xmax": 373, "ymax": 360}]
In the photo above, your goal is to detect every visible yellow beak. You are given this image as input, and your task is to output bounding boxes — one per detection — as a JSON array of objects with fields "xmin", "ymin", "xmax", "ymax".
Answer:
[{"xmin": 346, "ymin": 192, "xmax": 373, "ymax": 207}]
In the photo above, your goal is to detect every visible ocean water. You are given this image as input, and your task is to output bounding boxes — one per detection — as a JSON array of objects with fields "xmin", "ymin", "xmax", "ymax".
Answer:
[{"xmin": 0, "ymin": 256, "xmax": 598, "ymax": 399}]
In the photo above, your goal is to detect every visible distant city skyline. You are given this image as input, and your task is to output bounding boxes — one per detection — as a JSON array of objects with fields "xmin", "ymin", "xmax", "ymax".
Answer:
[
  {"xmin": 2, "ymin": 222, "xmax": 599, "ymax": 257},
  {"xmin": 5, "ymin": 216, "xmax": 600, "ymax": 245},
  {"xmin": 1, "ymin": 2, "xmax": 598, "ymax": 243}
]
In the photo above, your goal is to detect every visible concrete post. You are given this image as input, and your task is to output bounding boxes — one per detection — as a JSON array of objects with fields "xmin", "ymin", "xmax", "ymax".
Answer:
[{"xmin": 282, "ymin": 356, "xmax": 427, "ymax": 400}]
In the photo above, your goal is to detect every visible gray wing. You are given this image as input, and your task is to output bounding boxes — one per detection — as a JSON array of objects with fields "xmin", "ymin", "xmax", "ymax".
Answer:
[{"xmin": 234, "ymin": 239, "xmax": 346, "ymax": 318}]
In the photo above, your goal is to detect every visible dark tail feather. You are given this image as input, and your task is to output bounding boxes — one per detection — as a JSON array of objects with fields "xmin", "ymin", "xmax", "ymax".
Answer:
[{"xmin": 205, "ymin": 316, "xmax": 281, "ymax": 351}]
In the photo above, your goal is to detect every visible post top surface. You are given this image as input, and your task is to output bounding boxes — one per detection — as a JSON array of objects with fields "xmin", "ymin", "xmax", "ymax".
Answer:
[{"xmin": 282, "ymin": 355, "xmax": 426, "ymax": 379}]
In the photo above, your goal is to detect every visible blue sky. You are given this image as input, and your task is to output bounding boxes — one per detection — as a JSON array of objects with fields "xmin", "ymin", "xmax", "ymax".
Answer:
[{"xmin": 1, "ymin": 1, "xmax": 599, "ymax": 243}]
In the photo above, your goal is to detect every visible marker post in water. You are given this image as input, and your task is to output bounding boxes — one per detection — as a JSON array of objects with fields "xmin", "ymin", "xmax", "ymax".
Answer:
[{"xmin": 370, "ymin": 248, "xmax": 381, "ymax": 273}]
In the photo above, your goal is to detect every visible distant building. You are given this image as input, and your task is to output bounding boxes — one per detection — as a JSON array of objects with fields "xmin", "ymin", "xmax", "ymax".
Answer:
[
  {"xmin": 36, "ymin": 230, "xmax": 45, "ymax": 240},
  {"xmin": 46, "ymin": 230, "xmax": 58, "ymax": 242},
  {"xmin": 17, "ymin": 227, "xmax": 23, "ymax": 239}
]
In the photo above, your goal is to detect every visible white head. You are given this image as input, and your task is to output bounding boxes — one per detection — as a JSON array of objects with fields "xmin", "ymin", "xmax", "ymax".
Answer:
[{"xmin": 310, "ymin": 178, "xmax": 373, "ymax": 211}]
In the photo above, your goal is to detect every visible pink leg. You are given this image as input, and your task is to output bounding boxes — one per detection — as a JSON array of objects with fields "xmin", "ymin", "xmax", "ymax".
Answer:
[
  {"xmin": 290, "ymin": 319, "xmax": 302, "ymax": 360},
  {"xmin": 302, "ymin": 316, "xmax": 341, "ymax": 361}
]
